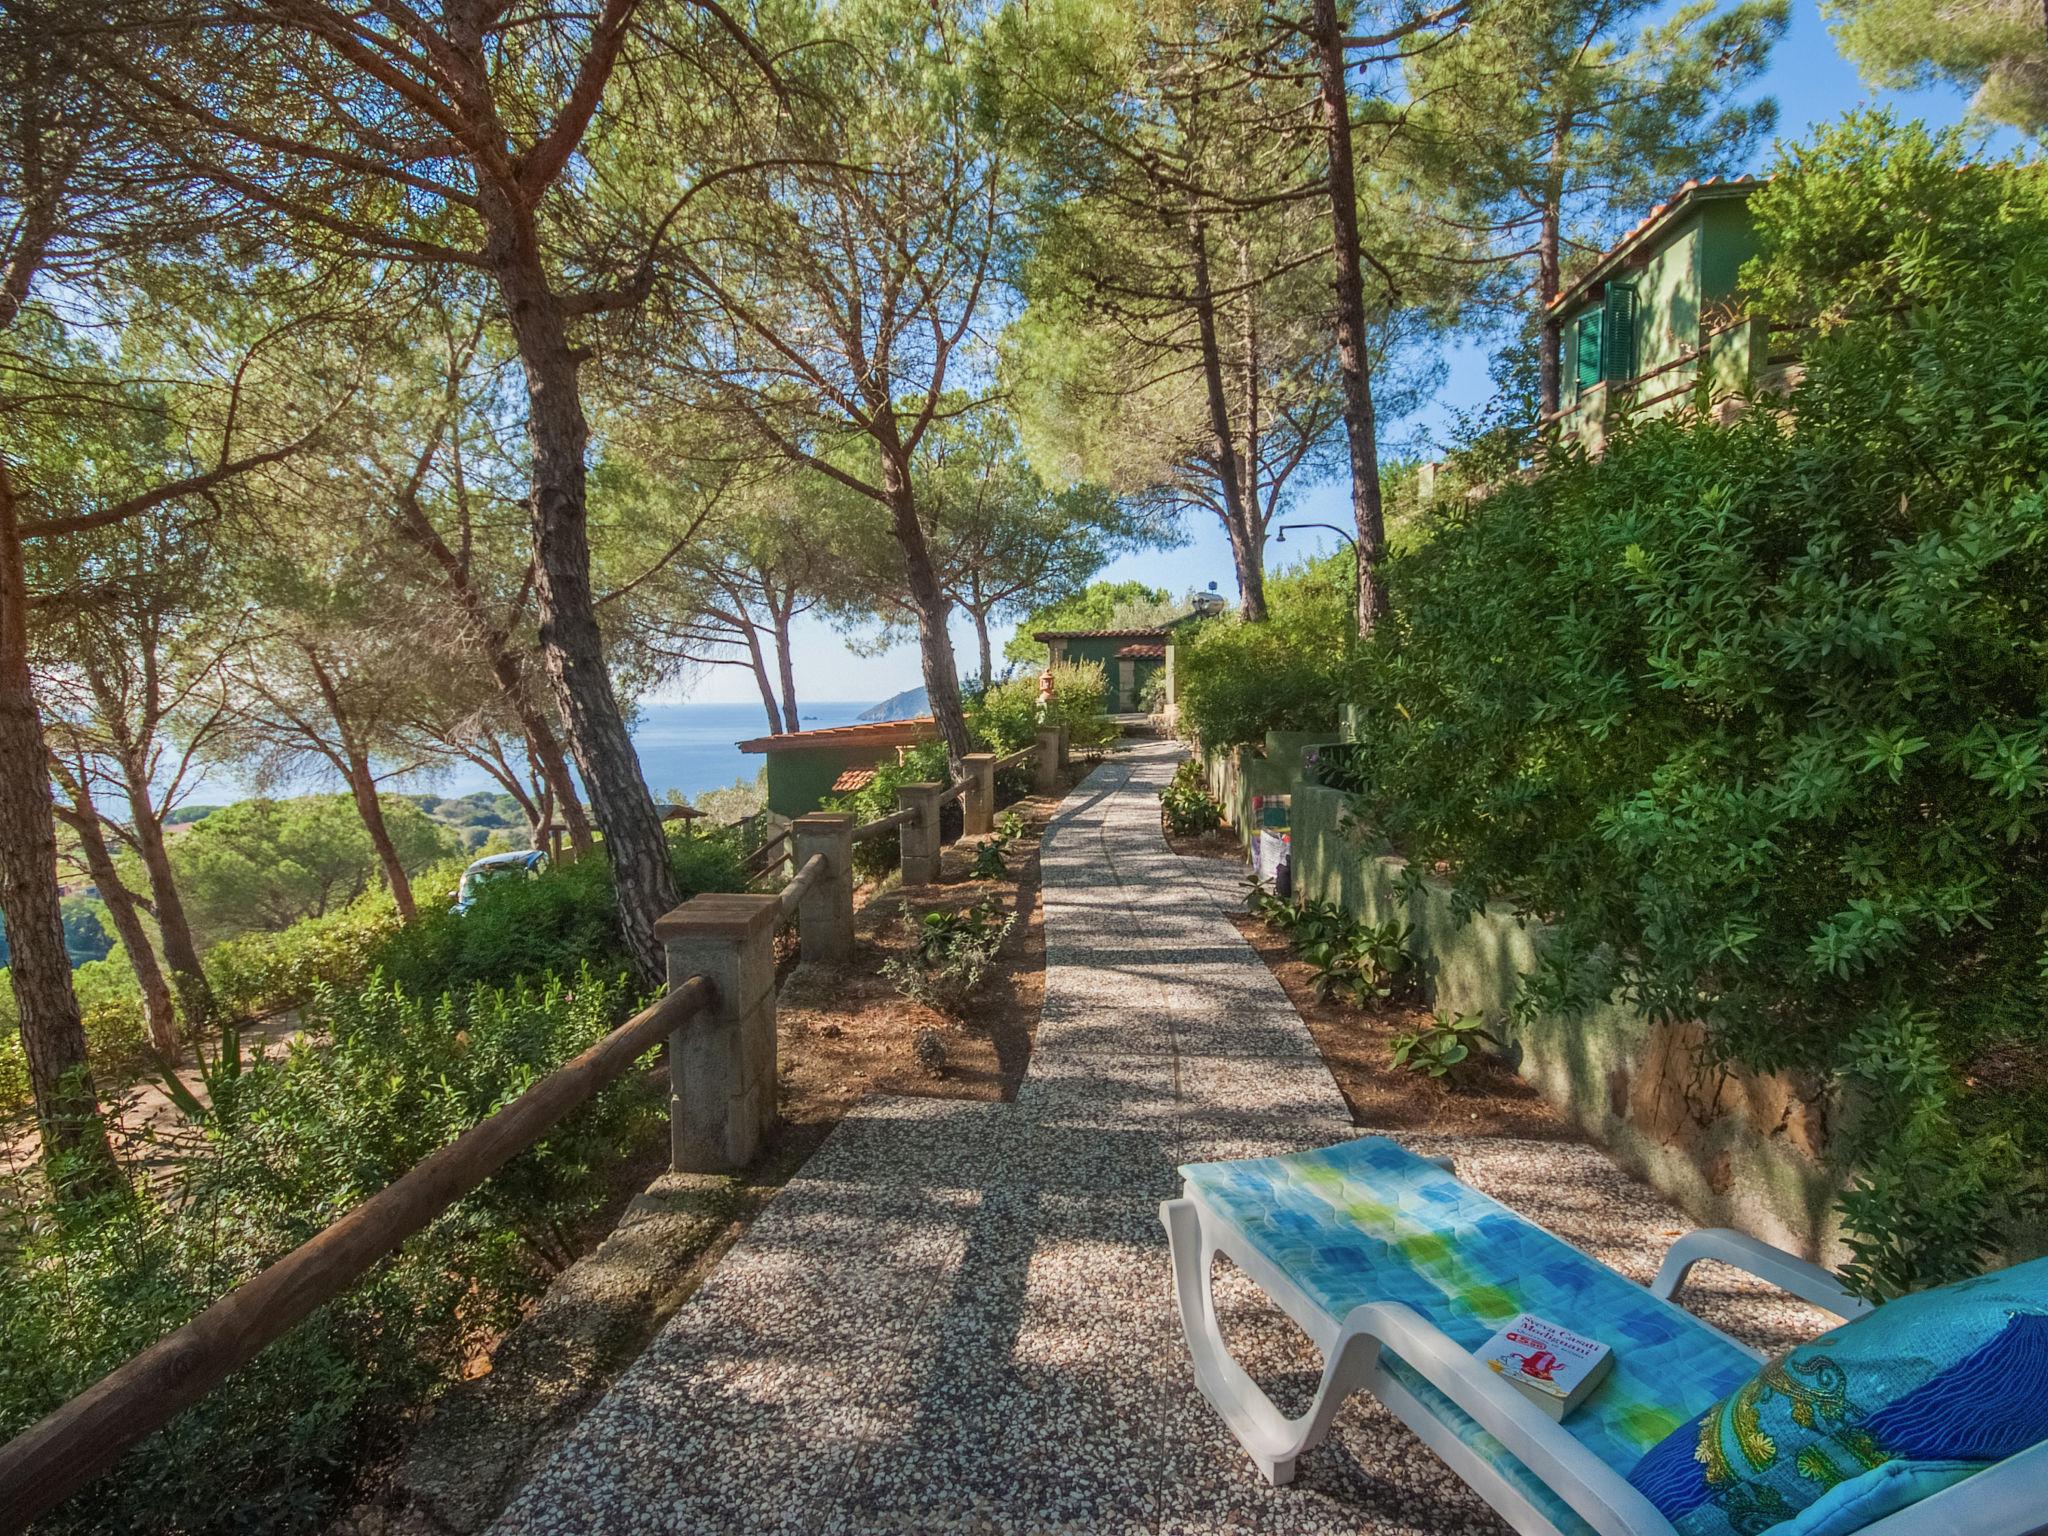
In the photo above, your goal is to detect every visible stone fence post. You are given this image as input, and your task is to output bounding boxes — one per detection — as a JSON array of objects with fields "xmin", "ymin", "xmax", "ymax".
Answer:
[
  {"xmin": 898, "ymin": 781, "xmax": 945, "ymax": 886},
  {"xmin": 962, "ymin": 752, "xmax": 996, "ymax": 837},
  {"xmin": 1034, "ymin": 727, "xmax": 1062, "ymax": 793},
  {"xmin": 1058, "ymin": 724, "xmax": 1071, "ymax": 770},
  {"xmin": 789, "ymin": 812, "xmax": 854, "ymax": 965},
  {"xmin": 657, "ymin": 894, "xmax": 780, "ymax": 1173}
]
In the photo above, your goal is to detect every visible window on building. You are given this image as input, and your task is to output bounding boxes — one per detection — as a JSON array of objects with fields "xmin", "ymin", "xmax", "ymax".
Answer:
[
  {"xmin": 1602, "ymin": 282, "xmax": 1638, "ymax": 383},
  {"xmin": 1573, "ymin": 308, "xmax": 1603, "ymax": 400}
]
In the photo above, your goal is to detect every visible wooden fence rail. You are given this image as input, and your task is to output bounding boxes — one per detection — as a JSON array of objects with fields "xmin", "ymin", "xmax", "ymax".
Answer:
[
  {"xmin": 2, "ymin": 726, "xmax": 1078, "ymax": 1527},
  {"xmin": 0, "ymin": 976, "xmax": 716, "ymax": 1534},
  {"xmin": 740, "ymin": 828, "xmax": 791, "ymax": 876},
  {"xmin": 777, "ymin": 853, "xmax": 828, "ymax": 918},
  {"xmin": 853, "ymin": 806, "xmax": 914, "ymax": 841}
]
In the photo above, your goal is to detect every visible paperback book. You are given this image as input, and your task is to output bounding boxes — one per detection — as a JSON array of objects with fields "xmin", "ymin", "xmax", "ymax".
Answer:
[{"xmin": 1477, "ymin": 1313, "xmax": 1613, "ymax": 1421}]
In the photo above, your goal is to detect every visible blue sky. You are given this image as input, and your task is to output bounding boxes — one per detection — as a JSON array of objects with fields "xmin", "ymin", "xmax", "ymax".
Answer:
[{"xmin": 679, "ymin": 0, "xmax": 2001, "ymax": 714}]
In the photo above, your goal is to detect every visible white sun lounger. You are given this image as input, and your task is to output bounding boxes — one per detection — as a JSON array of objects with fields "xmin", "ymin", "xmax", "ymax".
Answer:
[{"xmin": 1162, "ymin": 1136, "xmax": 2048, "ymax": 1536}]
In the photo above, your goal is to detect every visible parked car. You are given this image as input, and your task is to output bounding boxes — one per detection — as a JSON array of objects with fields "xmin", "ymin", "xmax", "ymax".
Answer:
[{"xmin": 454, "ymin": 848, "xmax": 549, "ymax": 912}]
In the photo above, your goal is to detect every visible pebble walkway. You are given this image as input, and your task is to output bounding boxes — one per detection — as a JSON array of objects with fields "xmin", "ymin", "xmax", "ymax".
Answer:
[{"xmin": 492, "ymin": 740, "xmax": 1819, "ymax": 1535}]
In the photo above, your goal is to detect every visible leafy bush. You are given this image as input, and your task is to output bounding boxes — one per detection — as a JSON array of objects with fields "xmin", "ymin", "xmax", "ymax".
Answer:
[
  {"xmin": 374, "ymin": 831, "xmax": 746, "ymax": 1000},
  {"xmin": 204, "ymin": 882, "xmax": 413, "ymax": 1021},
  {"xmin": 971, "ymin": 839, "xmax": 1008, "ymax": 879},
  {"xmin": 1303, "ymin": 916, "xmax": 1414, "ymax": 1011},
  {"xmin": 1389, "ymin": 1013, "xmax": 1503, "ymax": 1081},
  {"xmin": 1173, "ymin": 552, "xmax": 1353, "ymax": 748},
  {"xmin": 1339, "ymin": 116, "xmax": 2048, "ymax": 1296},
  {"xmin": 1244, "ymin": 880, "xmax": 1414, "ymax": 1010},
  {"xmin": 827, "ymin": 739, "xmax": 956, "ymax": 880},
  {"xmin": 1159, "ymin": 759, "xmax": 1223, "ymax": 836},
  {"xmin": 0, "ymin": 969, "xmax": 654, "ymax": 1535},
  {"xmin": 972, "ymin": 660, "xmax": 1115, "ymax": 753},
  {"xmin": 884, "ymin": 896, "xmax": 1014, "ymax": 1014}
]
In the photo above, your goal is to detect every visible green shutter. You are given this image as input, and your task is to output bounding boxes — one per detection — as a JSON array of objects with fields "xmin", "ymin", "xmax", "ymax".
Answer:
[
  {"xmin": 1603, "ymin": 284, "xmax": 1637, "ymax": 381},
  {"xmin": 1574, "ymin": 310, "xmax": 1603, "ymax": 393}
]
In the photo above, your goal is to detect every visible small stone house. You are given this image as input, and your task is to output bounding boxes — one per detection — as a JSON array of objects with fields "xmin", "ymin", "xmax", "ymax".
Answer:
[
  {"xmin": 1037, "ymin": 608, "xmax": 1219, "ymax": 713},
  {"xmin": 1549, "ymin": 177, "xmax": 1799, "ymax": 454},
  {"xmin": 736, "ymin": 717, "xmax": 938, "ymax": 818}
]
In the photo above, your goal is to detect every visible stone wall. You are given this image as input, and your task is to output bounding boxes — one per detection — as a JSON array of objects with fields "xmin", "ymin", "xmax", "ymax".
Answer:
[{"xmin": 1203, "ymin": 729, "xmax": 1849, "ymax": 1264}]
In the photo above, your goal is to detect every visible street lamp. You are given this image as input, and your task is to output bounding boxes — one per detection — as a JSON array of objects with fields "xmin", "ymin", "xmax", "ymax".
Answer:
[{"xmin": 1272, "ymin": 521, "xmax": 1357, "ymax": 549}]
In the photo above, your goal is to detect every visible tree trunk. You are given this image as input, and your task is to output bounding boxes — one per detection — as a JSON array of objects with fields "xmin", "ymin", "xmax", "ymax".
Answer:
[
  {"xmin": 514, "ymin": 697, "xmax": 593, "ymax": 857},
  {"xmin": 771, "ymin": 602, "xmax": 800, "ymax": 733},
  {"xmin": 344, "ymin": 760, "xmax": 415, "ymax": 920},
  {"xmin": 391, "ymin": 488, "xmax": 597, "ymax": 860},
  {"xmin": 489, "ymin": 233, "xmax": 675, "ymax": 986},
  {"xmin": 1187, "ymin": 216, "xmax": 1268, "ymax": 622},
  {"xmin": 1311, "ymin": 0, "xmax": 1390, "ymax": 635},
  {"xmin": 0, "ymin": 463, "xmax": 117, "ymax": 1187},
  {"xmin": 971, "ymin": 607, "xmax": 995, "ymax": 691},
  {"xmin": 740, "ymin": 618, "xmax": 782, "ymax": 735},
  {"xmin": 1237, "ymin": 235, "xmax": 1262, "ymax": 535},
  {"xmin": 1536, "ymin": 116, "xmax": 1572, "ymax": 420},
  {"xmin": 116, "ymin": 750, "xmax": 215, "ymax": 1024},
  {"xmin": 1538, "ymin": 204, "xmax": 1563, "ymax": 419},
  {"xmin": 880, "ymin": 449, "xmax": 972, "ymax": 769},
  {"xmin": 57, "ymin": 790, "xmax": 179, "ymax": 1058}
]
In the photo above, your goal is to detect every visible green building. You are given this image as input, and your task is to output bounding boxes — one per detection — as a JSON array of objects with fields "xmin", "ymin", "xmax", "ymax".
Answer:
[
  {"xmin": 1037, "ymin": 613, "xmax": 1213, "ymax": 712},
  {"xmin": 737, "ymin": 718, "xmax": 937, "ymax": 818},
  {"xmin": 1551, "ymin": 178, "xmax": 1798, "ymax": 454}
]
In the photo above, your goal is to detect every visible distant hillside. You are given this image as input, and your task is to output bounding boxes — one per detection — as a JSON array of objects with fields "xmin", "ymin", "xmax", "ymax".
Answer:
[{"xmin": 858, "ymin": 686, "xmax": 929, "ymax": 722}]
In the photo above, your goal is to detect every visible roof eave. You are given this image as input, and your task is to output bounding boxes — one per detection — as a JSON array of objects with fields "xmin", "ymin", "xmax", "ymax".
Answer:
[{"xmin": 1547, "ymin": 180, "xmax": 1758, "ymax": 318}]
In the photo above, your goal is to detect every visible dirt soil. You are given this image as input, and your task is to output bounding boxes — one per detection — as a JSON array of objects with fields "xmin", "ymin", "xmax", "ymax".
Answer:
[
  {"xmin": 1162, "ymin": 823, "xmax": 1244, "ymax": 860},
  {"xmin": 775, "ymin": 787, "xmax": 1056, "ymax": 1124},
  {"xmin": 1171, "ymin": 835, "xmax": 1576, "ymax": 1142}
]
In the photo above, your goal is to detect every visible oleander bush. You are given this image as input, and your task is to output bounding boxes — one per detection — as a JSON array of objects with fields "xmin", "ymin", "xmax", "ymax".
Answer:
[{"xmin": 1338, "ymin": 116, "xmax": 2048, "ymax": 1297}]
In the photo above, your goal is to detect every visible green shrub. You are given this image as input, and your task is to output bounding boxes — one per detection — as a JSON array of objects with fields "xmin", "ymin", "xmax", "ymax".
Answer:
[
  {"xmin": 204, "ymin": 884, "xmax": 412, "ymax": 1021},
  {"xmin": 969, "ymin": 675, "xmax": 1044, "ymax": 753},
  {"xmin": 971, "ymin": 661, "xmax": 1115, "ymax": 752},
  {"xmin": 1339, "ymin": 117, "xmax": 2048, "ymax": 1297},
  {"xmin": 0, "ymin": 952, "xmax": 156, "ymax": 1114},
  {"xmin": 1174, "ymin": 553, "xmax": 1353, "ymax": 748},
  {"xmin": 884, "ymin": 896, "xmax": 1014, "ymax": 1014},
  {"xmin": 1042, "ymin": 660, "xmax": 1116, "ymax": 748},
  {"xmin": 373, "ymin": 832, "xmax": 745, "ymax": 1000},
  {"xmin": 1303, "ymin": 916, "xmax": 1414, "ymax": 1011},
  {"xmin": 1159, "ymin": 759, "xmax": 1223, "ymax": 836},
  {"xmin": 826, "ymin": 739, "xmax": 954, "ymax": 880},
  {"xmin": 1389, "ymin": 1013, "xmax": 1503, "ymax": 1081},
  {"xmin": 0, "ymin": 969, "xmax": 653, "ymax": 1535}
]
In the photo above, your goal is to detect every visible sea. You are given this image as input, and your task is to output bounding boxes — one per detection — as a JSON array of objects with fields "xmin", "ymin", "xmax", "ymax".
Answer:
[{"xmin": 180, "ymin": 700, "xmax": 879, "ymax": 809}]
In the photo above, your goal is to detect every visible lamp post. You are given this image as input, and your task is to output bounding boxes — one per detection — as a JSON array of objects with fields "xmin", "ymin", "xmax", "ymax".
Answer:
[
  {"xmin": 1273, "ymin": 522, "xmax": 1357, "ymax": 550},
  {"xmin": 1271, "ymin": 524, "xmax": 1360, "ymax": 654}
]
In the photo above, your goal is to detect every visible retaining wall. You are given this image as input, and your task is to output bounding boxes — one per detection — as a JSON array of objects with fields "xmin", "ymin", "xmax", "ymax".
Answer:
[{"xmin": 1201, "ymin": 730, "xmax": 1848, "ymax": 1263}]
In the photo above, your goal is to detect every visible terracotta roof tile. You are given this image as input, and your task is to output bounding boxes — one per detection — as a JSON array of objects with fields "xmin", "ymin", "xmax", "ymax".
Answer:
[
  {"xmin": 1034, "ymin": 627, "xmax": 1173, "ymax": 640},
  {"xmin": 830, "ymin": 767, "xmax": 879, "ymax": 793},
  {"xmin": 737, "ymin": 717, "xmax": 938, "ymax": 753},
  {"xmin": 1116, "ymin": 643, "xmax": 1165, "ymax": 659}
]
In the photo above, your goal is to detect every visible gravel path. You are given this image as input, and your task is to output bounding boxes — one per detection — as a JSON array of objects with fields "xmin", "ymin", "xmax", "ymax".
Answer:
[{"xmin": 491, "ymin": 740, "xmax": 1822, "ymax": 1535}]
